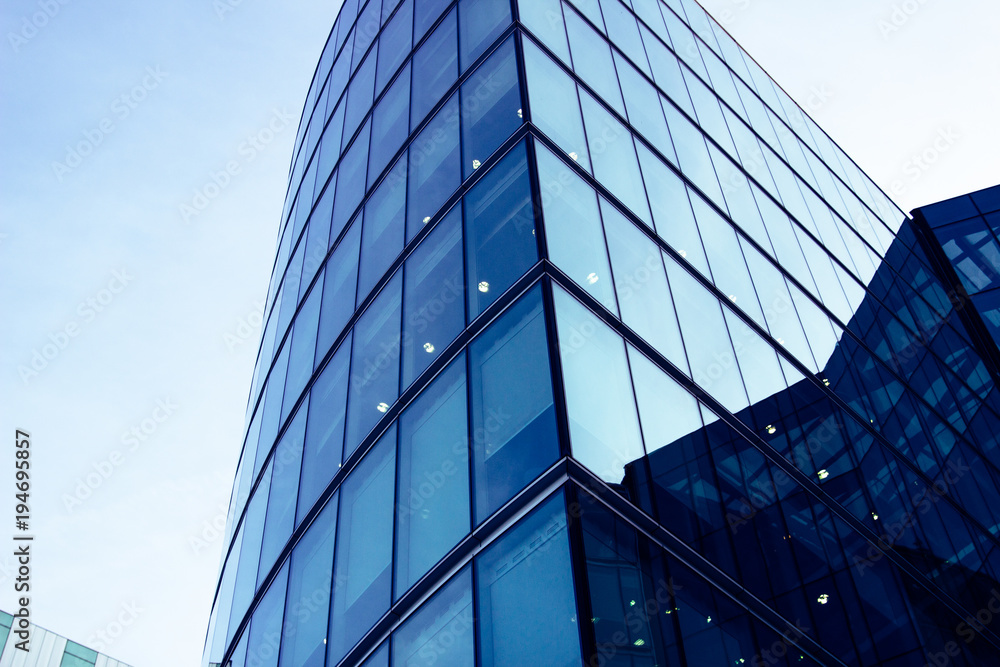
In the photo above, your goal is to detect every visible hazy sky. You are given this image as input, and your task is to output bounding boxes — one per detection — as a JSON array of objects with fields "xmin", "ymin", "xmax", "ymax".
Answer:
[{"xmin": 0, "ymin": 1, "xmax": 996, "ymax": 666}]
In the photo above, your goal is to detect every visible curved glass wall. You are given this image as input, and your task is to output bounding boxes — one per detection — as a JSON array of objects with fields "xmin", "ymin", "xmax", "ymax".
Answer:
[{"xmin": 203, "ymin": 1, "xmax": 1000, "ymax": 666}]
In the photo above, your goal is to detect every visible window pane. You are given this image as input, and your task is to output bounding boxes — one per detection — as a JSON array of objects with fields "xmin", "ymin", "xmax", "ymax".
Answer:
[
  {"xmin": 333, "ymin": 120, "xmax": 372, "ymax": 233},
  {"xmin": 407, "ymin": 93, "xmax": 461, "ymax": 239},
  {"xmin": 517, "ymin": 0, "xmax": 570, "ymax": 63},
  {"xmin": 360, "ymin": 156, "xmax": 408, "ymax": 302},
  {"xmin": 317, "ymin": 221, "xmax": 361, "ymax": 361},
  {"xmin": 345, "ymin": 271, "xmax": 402, "ymax": 458},
  {"xmin": 600, "ymin": 0, "xmax": 648, "ymax": 74},
  {"xmin": 537, "ymin": 143, "xmax": 617, "ymax": 313},
  {"xmin": 396, "ymin": 357, "xmax": 470, "ymax": 595},
  {"xmin": 580, "ymin": 90, "xmax": 653, "ymax": 228},
  {"xmin": 476, "ymin": 491, "xmax": 580, "ymax": 667},
  {"xmin": 602, "ymin": 198, "xmax": 688, "ymax": 373},
  {"xmin": 460, "ymin": 36, "xmax": 522, "ymax": 178},
  {"xmin": 228, "ymin": 463, "xmax": 271, "ymax": 646},
  {"xmin": 258, "ymin": 402, "xmax": 307, "ymax": 586},
  {"xmin": 627, "ymin": 344, "xmax": 703, "ymax": 453},
  {"xmin": 414, "ymin": 0, "xmax": 451, "ymax": 42},
  {"xmin": 369, "ymin": 67, "xmax": 412, "ymax": 182},
  {"xmin": 280, "ymin": 494, "xmax": 338, "ymax": 667},
  {"xmin": 375, "ymin": 0, "xmax": 413, "ymax": 95},
  {"xmin": 393, "ymin": 567, "xmax": 474, "ymax": 666},
  {"xmin": 245, "ymin": 561, "xmax": 288, "ymax": 667},
  {"xmin": 328, "ymin": 427, "xmax": 396, "ymax": 665},
  {"xmin": 411, "ymin": 9, "xmax": 458, "ymax": 126},
  {"xmin": 283, "ymin": 286, "xmax": 322, "ymax": 418},
  {"xmin": 360, "ymin": 642, "xmax": 389, "ymax": 667},
  {"xmin": 298, "ymin": 335, "xmax": 352, "ymax": 524},
  {"xmin": 615, "ymin": 52, "xmax": 676, "ymax": 165},
  {"xmin": 402, "ymin": 206, "xmax": 465, "ymax": 386},
  {"xmin": 344, "ymin": 48, "xmax": 378, "ymax": 144},
  {"xmin": 458, "ymin": 0, "xmax": 512, "ymax": 69},
  {"xmin": 564, "ymin": 7, "xmax": 624, "ymax": 115},
  {"xmin": 553, "ymin": 287, "xmax": 644, "ymax": 483},
  {"xmin": 522, "ymin": 39, "xmax": 590, "ymax": 172},
  {"xmin": 464, "ymin": 141, "xmax": 538, "ymax": 318},
  {"xmin": 469, "ymin": 285, "xmax": 559, "ymax": 522}
]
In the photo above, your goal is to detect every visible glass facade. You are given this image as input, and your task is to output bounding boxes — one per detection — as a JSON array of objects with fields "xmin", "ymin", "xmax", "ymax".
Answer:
[{"xmin": 204, "ymin": 1, "xmax": 1000, "ymax": 665}]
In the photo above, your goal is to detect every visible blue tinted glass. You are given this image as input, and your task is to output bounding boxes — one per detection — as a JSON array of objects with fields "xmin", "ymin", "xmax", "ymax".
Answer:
[
  {"xmin": 458, "ymin": 0, "xmax": 511, "ymax": 69},
  {"xmin": 298, "ymin": 335, "xmax": 352, "ymax": 524},
  {"xmin": 414, "ymin": 0, "xmax": 451, "ymax": 42},
  {"xmin": 280, "ymin": 495, "xmax": 337, "ymax": 667},
  {"xmin": 411, "ymin": 9, "xmax": 458, "ymax": 126},
  {"xmin": 359, "ymin": 157, "xmax": 407, "ymax": 302},
  {"xmin": 344, "ymin": 271, "xmax": 403, "ymax": 457},
  {"xmin": 476, "ymin": 490, "xmax": 580, "ymax": 666},
  {"xmin": 554, "ymin": 287, "xmax": 644, "ymax": 483},
  {"xmin": 396, "ymin": 357, "xmax": 470, "ymax": 595},
  {"xmin": 579, "ymin": 90, "xmax": 653, "ymax": 228},
  {"xmin": 228, "ymin": 463, "xmax": 271, "ymax": 646},
  {"xmin": 283, "ymin": 287, "xmax": 322, "ymax": 418},
  {"xmin": 469, "ymin": 285, "xmax": 559, "ymax": 521},
  {"xmin": 360, "ymin": 642, "xmax": 389, "ymax": 667},
  {"xmin": 393, "ymin": 567, "xmax": 474, "ymax": 666},
  {"xmin": 355, "ymin": 0, "xmax": 383, "ymax": 56},
  {"xmin": 369, "ymin": 66, "xmax": 411, "ymax": 181},
  {"xmin": 344, "ymin": 48, "xmax": 378, "ymax": 145},
  {"xmin": 333, "ymin": 120, "xmax": 372, "ymax": 234},
  {"xmin": 536, "ymin": 143, "xmax": 617, "ymax": 313},
  {"xmin": 564, "ymin": 7, "xmax": 625, "ymax": 116},
  {"xmin": 316, "ymin": 220, "xmax": 361, "ymax": 360},
  {"xmin": 257, "ymin": 344, "xmax": 290, "ymax": 474},
  {"xmin": 245, "ymin": 561, "xmax": 288, "ymax": 667},
  {"xmin": 328, "ymin": 427, "xmax": 396, "ymax": 665},
  {"xmin": 317, "ymin": 102, "xmax": 346, "ymax": 195},
  {"xmin": 517, "ymin": 0, "xmax": 570, "ymax": 63},
  {"xmin": 461, "ymin": 36, "xmax": 522, "ymax": 178},
  {"xmin": 407, "ymin": 93, "xmax": 461, "ymax": 239},
  {"xmin": 258, "ymin": 404, "xmax": 307, "ymax": 586},
  {"xmin": 402, "ymin": 207, "xmax": 465, "ymax": 386},
  {"xmin": 376, "ymin": 0, "xmax": 413, "ymax": 95},
  {"xmin": 464, "ymin": 142, "xmax": 537, "ymax": 317},
  {"xmin": 522, "ymin": 39, "xmax": 590, "ymax": 172},
  {"xmin": 600, "ymin": 0, "xmax": 649, "ymax": 74}
]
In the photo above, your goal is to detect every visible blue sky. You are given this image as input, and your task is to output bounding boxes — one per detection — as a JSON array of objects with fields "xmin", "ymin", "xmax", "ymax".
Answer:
[{"xmin": 0, "ymin": 1, "xmax": 996, "ymax": 666}]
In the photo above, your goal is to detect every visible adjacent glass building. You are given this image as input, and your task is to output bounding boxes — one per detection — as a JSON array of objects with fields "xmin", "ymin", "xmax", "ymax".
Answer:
[
  {"xmin": 203, "ymin": 1, "xmax": 1000, "ymax": 665},
  {"xmin": 0, "ymin": 610, "xmax": 133, "ymax": 666}
]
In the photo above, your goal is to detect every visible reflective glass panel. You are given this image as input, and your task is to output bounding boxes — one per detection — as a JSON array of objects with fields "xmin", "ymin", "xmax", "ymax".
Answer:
[
  {"xmin": 460, "ymin": 36, "xmax": 522, "ymax": 178},
  {"xmin": 393, "ymin": 567, "xmax": 474, "ymax": 666},
  {"xmin": 407, "ymin": 93, "xmax": 461, "ymax": 239}
]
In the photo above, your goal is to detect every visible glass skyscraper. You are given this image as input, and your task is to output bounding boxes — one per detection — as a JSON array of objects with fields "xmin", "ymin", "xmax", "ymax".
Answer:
[{"xmin": 202, "ymin": 1, "xmax": 1000, "ymax": 665}]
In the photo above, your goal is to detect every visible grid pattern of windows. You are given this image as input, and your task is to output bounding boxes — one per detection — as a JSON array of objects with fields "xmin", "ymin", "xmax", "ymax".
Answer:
[{"xmin": 204, "ymin": 1, "xmax": 1000, "ymax": 666}]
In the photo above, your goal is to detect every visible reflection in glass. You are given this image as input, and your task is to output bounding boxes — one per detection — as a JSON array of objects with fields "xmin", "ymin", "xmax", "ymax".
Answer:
[
  {"xmin": 461, "ymin": 37, "xmax": 522, "ymax": 178},
  {"xmin": 393, "ymin": 567, "xmax": 474, "ymax": 666}
]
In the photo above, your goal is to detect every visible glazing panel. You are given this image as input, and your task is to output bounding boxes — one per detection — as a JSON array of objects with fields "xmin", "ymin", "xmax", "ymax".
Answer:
[
  {"xmin": 344, "ymin": 271, "xmax": 403, "ymax": 457},
  {"xmin": 469, "ymin": 285, "xmax": 559, "ymax": 521},
  {"xmin": 536, "ymin": 143, "xmax": 618, "ymax": 313},
  {"xmin": 627, "ymin": 344, "xmax": 703, "ymax": 453},
  {"xmin": 393, "ymin": 567, "xmax": 474, "ymax": 666},
  {"xmin": 332, "ymin": 120, "xmax": 372, "ymax": 232},
  {"xmin": 245, "ymin": 561, "xmax": 288, "ymax": 667},
  {"xmin": 554, "ymin": 287, "xmax": 645, "ymax": 483},
  {"xmin": 580, "ymin": 89, "xmax": 653, "ymax": 228},
  {"xmin": 522, "ymin": 39, "xmax": 591, "ymax": 172},
  {"xmin": 375, "ymin": 0, "xmax": 413, "ymax": 95},
  {"xmin": 415, "ymin": 0, "xmax": 452, "ymax": 42},
  {"xmin": 279, "ymin": 494, "xmax": 338, "ymax": 667},
  {"xmin": 360, "ymin": 642, "xmax": 389, "ymax": 667},
  {"xmin": 227, "ymin": 460, "xmax": 271, "ymax": 646},
  {"xmin": 660, "ymin": 101, "xmax": 725, "ymax": 208},
  {"xmin": 258, "ymin": 402, "xmax": 307, "ymax": 587},
  {"xmin": 460, "ymin": 36, "xmax": 522, "ymax": 178},
  {"xmin": 344, "ymin": 47, "xmax": 378, "ymax": 145},
  {"xmin": 369, "ymin": 67, "xmax": 412, "ymax": 183},
  {"xmin": 283, "ymin": 287, "xmax": 322, "ymax": 419},
  {"xmin": 328, "ymin": 427, "xmax": 397, "ymax": 665},
  {"xmin": 602, "ymin": 198, "xmax": 688, "ymax": 372},
  {"xmin": 360, "ymin": 157, "xmax": 408, "ymax": 302},
  {"xmin": 476, "ymin": 490, "xmax": 580, "ymax": 666},
  {"xmin": 599, "ymin": 0, "xmax": 649, "ymax": 75},
  {"xmin": 564, "ymin": 6, "xmax": 625, "ymax": 116},
  {"xmin": 298, "ymin": 335, "xmax": 352, "ymax": 524},
  {"xmin": 614, "ymin": 51, "xmax": 676, "ymax": 165},
  {"xmin": 407, "ymin": 93, "xmax": 461, "ymax": 239},
  {"xmin": 411, "ymin": 9, "xmax": 459, "ymax": 126},
  {"xmin": 639, "ymin": 23, "xmax": 694, "ymax": 116},
  {"xmin": 396, "ymin": 358, "xmax": 470, "ymax": 595},
  {"xmin": 517, "ymin": 0, "xmax": 570, "ymax": 63},
  {"xmin": 402, "ymin": 207, "xmax": 465, "ymax": 386},
  {"xmin": 316, "ymin": 220, "xmax": 361, "ymax": 361},
  {"xmin": 464, "ymin": 141, "xmax": 537, "ymax": 318},
  {"xmin": 458, "ymin": 0, "xmax": 511, "ymax": 69},
  {"xmin": 663, "ymin": 255, "xmax": 749, "ymax": 413}
]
